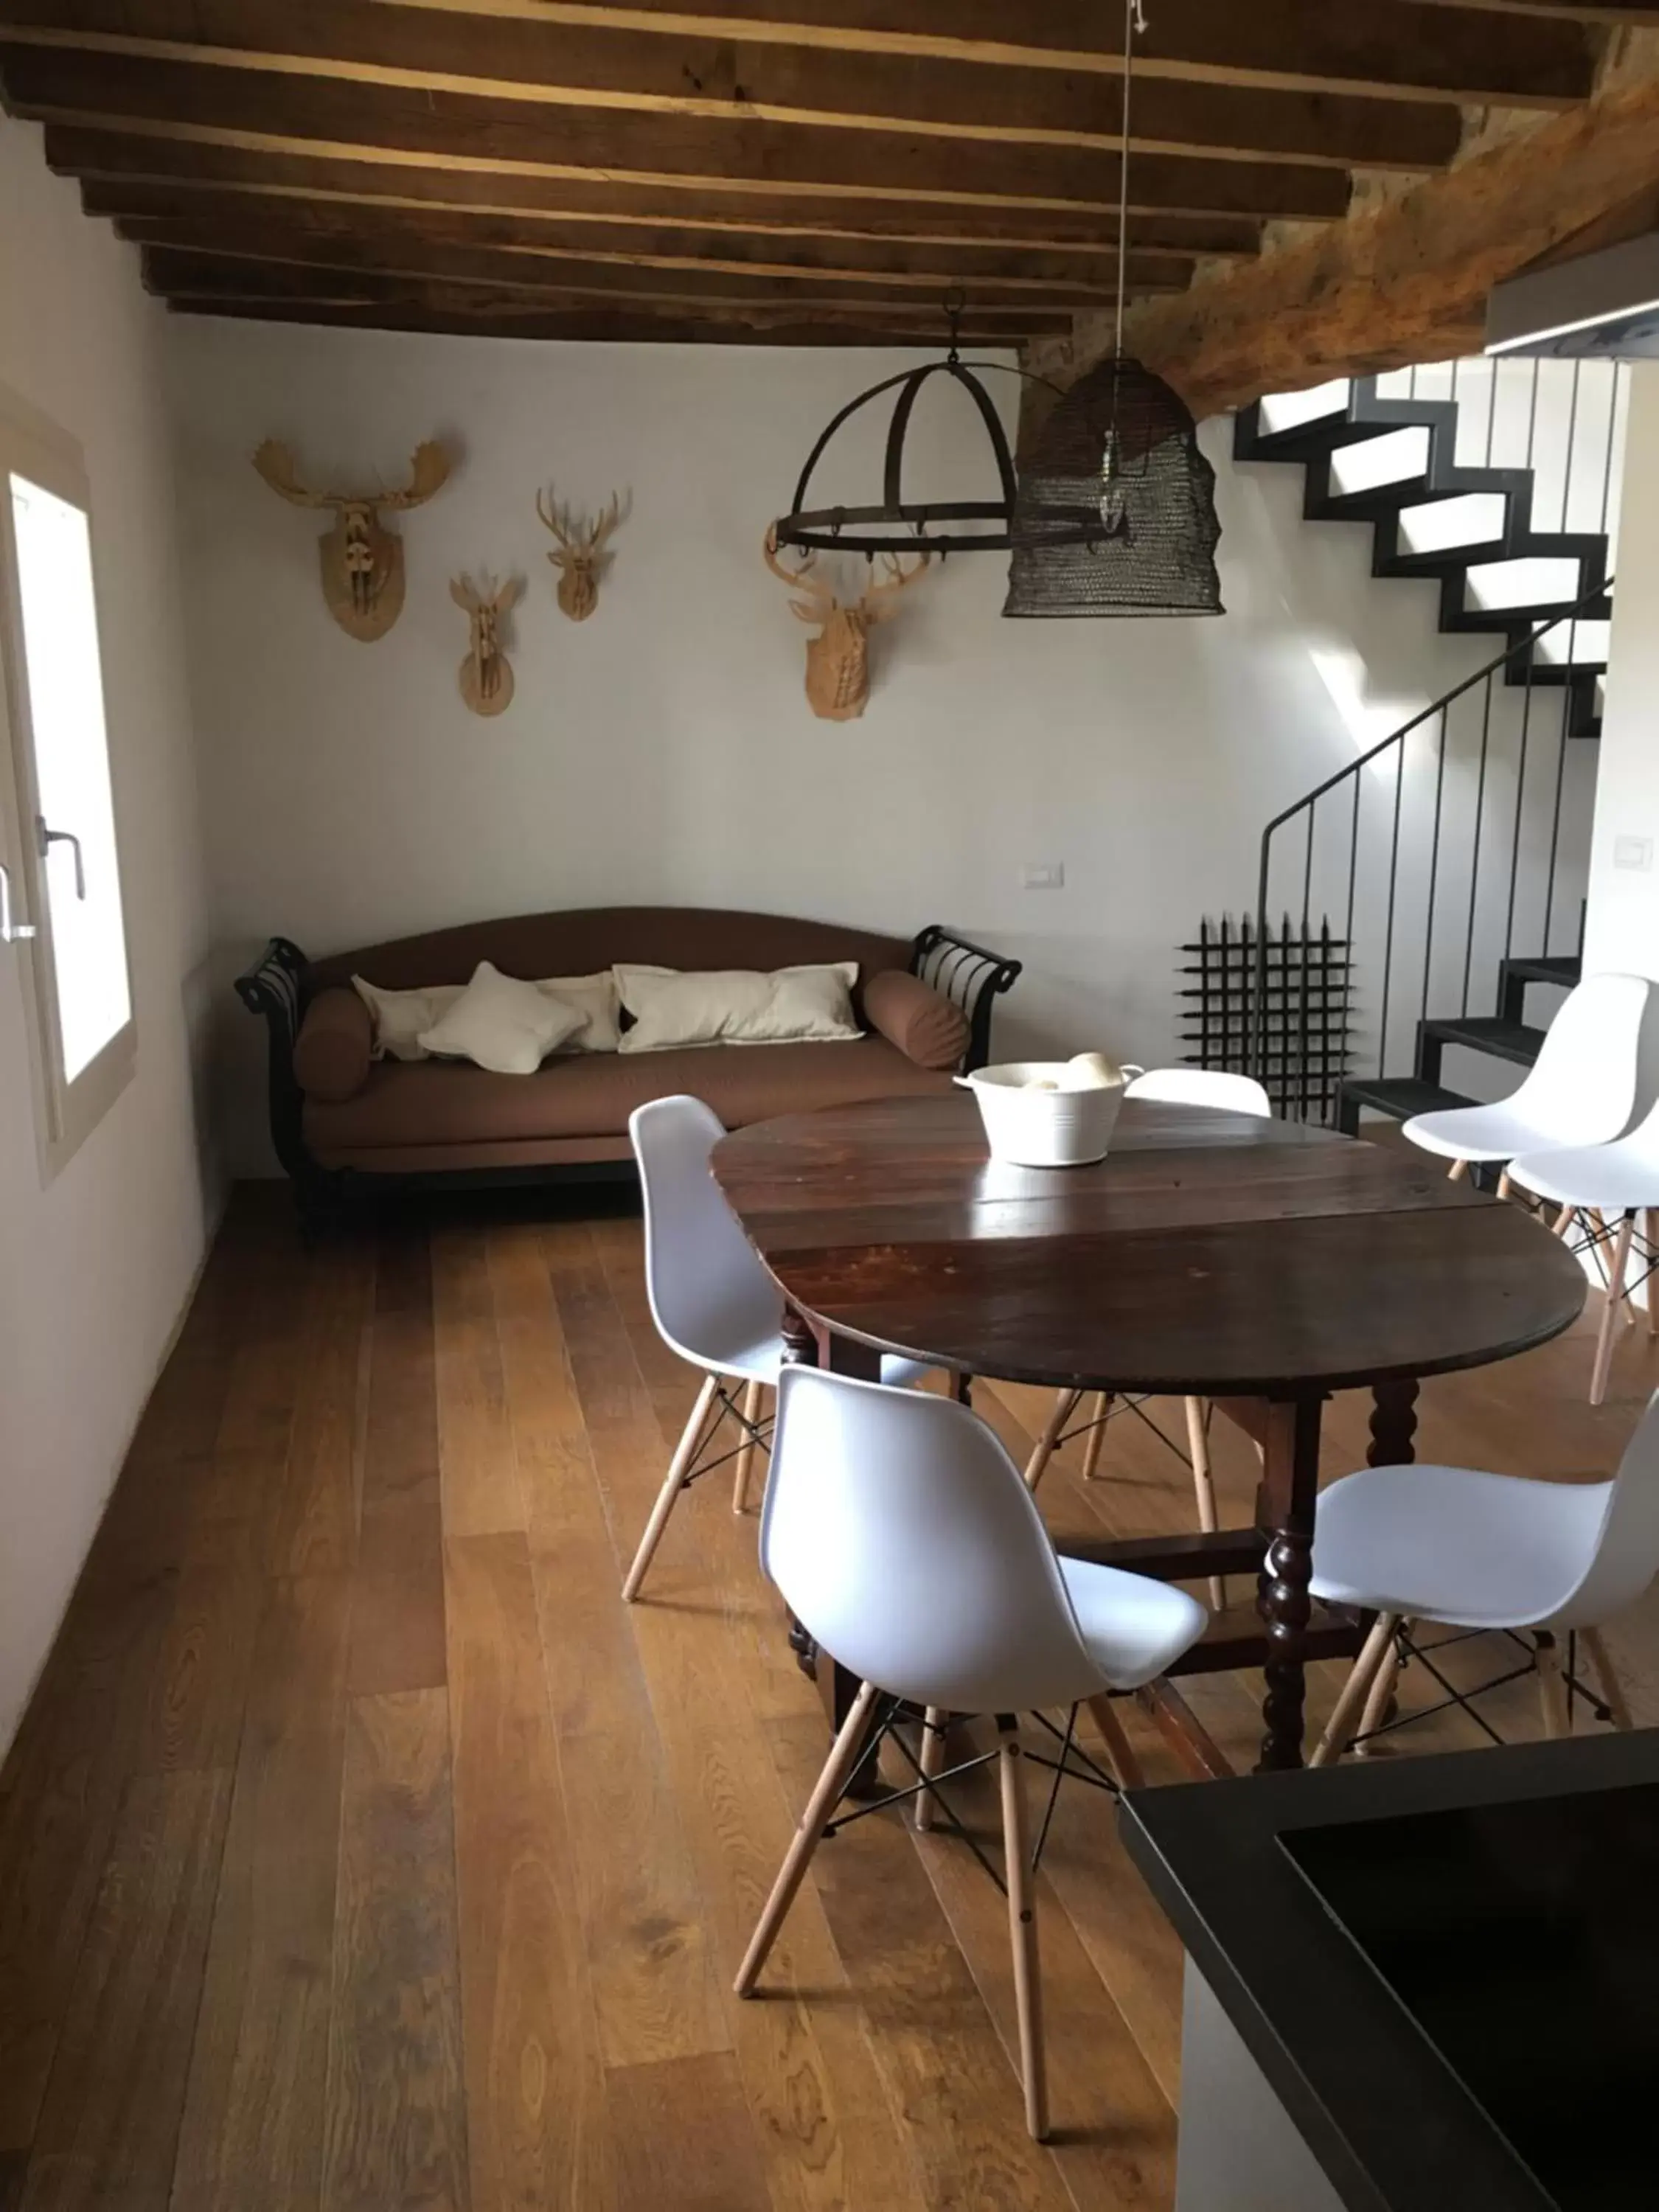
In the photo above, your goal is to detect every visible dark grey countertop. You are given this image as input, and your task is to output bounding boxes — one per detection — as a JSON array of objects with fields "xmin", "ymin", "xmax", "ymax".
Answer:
[{"xmin": 1119, "ymin": 1728, "xmax": 1659, "ymax": 2212}]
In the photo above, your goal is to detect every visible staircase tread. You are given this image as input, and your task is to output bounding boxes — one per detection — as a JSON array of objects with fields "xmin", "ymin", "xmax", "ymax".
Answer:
[
  {"xmin": 1501, "ymin": 954, "xmax": 1581, "ymax": 987},
  {"xmin": 1339, "ymin": 1076, "xmax": 1477, "ymax": 1121},
  {"xmin": 1419, "ymin": 1014, "xmax": 1546, "ymax": 1065}
]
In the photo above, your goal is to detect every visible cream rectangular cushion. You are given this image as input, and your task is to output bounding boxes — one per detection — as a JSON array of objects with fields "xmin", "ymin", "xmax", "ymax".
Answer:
[
  {"xmin": 616, "ymin": 962, "xmax": 862, "ymax": 1053},
  {"xmin": 355, "ymin": 968, "xmax": 620, "ymax": 1060}
]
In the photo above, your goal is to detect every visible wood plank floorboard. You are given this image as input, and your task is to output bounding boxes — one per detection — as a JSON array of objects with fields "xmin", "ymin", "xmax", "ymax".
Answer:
[{"xmin": 0, "ymin": 1182, "xmax": 1652, "ymax": 2208}]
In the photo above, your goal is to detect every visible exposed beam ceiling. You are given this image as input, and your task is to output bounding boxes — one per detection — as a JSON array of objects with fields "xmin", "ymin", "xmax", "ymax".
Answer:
[
  {"xmin": 1036, "ymin": 66, "xmax": 1659, "ymax": 416},
  {"xmin": 0, "ymin": 0, "xmax": 1609, "ymax": 344}
]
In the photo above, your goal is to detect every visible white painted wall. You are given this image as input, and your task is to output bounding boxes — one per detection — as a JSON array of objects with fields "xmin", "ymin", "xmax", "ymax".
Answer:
[
  {"xmin": 1586, "ymin": 364, "xmax": 1659, "ymax": 1019},
  {"xmin": 0, "ymin": 119, "xmax": 216, "ymax": 1750},
  {"xmin": 168, "ymin": 314, "xmax": 1515, "ymax": 1171}
]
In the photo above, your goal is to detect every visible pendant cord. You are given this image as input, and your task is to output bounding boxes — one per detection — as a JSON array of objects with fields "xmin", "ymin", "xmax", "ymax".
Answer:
[{"xmin": 1113, "ymin": 0, "xmax": 1147, "ymax": 361}]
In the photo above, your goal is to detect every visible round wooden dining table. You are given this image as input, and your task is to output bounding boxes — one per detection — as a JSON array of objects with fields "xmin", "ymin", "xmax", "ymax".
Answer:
[{"xmin": 712, "ymin": 1091, "xmax": 1587, "ymax": 1773}]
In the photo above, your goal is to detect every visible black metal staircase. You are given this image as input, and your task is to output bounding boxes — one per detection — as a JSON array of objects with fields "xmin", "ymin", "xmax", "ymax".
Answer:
[{"xmin": 1237, "ymin": 362, "xmax": 1622, "ymax": 1127}]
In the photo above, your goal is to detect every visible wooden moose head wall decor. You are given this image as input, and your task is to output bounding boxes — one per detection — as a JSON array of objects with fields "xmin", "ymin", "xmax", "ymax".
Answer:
[
  {"xmin": 451, "ymin": 572, "xmax": 522, "ymax": 717},
  {"xmin": 762, "ymin": 527, "xmax": 931, "ymax": 722},
  {"xmin": 253, "ymin": 438, "xmax": 450, "ymax": 641},
  {"xmin": 535, "ymin": 485, "xmax": 627, "ymax": 621}
]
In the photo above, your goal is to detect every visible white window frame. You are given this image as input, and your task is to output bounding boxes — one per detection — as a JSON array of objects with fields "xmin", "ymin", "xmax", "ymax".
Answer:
[{"xmin": 0, "ymin": 383, "xmax": 136, "ymax": 1180}]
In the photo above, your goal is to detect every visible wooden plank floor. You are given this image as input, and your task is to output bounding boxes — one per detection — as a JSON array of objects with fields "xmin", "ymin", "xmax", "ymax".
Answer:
[{"xmin": 3, "ymin": 1179, "xmax": 1658, "ymax": 2212}]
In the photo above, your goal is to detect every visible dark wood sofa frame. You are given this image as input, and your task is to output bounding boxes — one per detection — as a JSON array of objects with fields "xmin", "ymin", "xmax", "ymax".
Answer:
[{"xmin": 237, "ymin": 917, "xmax": 1020, "ymax": 1222}]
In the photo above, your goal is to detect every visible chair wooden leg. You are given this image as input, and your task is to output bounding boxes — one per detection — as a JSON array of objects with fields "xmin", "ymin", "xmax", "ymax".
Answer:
[
  {"xmin": 1554, "ymin": 1203, "xmax": 1578, "ymax": 1241},
  {"xmin": 914, "ymin": 1705, "xmax": 947, "ymax": 1832},
  {"xmin": 1183, "ymin": 1397, "xmax": 1225, "ymax": 1611},
  {"xmin": 1083, "ymin": 1692, "xmax": 1144, "ymax": 1790},
  {"xmin": 1496, "ymin": 1167, "xmax": 1512, "ymax": 1200},
  {"xmin": 1079, "ymin": 1392, "xmax": 1112, "ymax": 1481},
  {"xmin": 1024, "ymin": 1389, "xmax": 1080, "ymax": 1492},
  {"xmin": 736, "ymin": 1679, "xmax": 883, "ymax": 1997},
  {"xmin": 1447, "ymin": 1157, "xmax": 1469, "ymax": 1183},
  {"xmin": 731, "ymin": 1378, "xmax": 765, "ymax": 1514},
  {"xmin": 1309, "ymin": 1614, "xmax": 1397, "ymax": 1768},
  {"xmin": 622, "ymin": 1372, "xmax": 721, "ymax": 1601},
  {"xmin": 998, "ymin": 1719, "xmax": 1048, "ymax": 2143},
  {"xmin": 1590, "ymin": 1212, "xmax": 1635, "ymax": 1408},
  {"xmin": 1351, "ymin": 1623, "xmax": 1407, "ymax": 1759},
  {"xmin": 1582, "ymin": 1627, "xmax": 1634, "ymax": 1730},
  {"xmin": 1536, "ymin": 1632, "xmax": 1571, "ymax": 1739}
]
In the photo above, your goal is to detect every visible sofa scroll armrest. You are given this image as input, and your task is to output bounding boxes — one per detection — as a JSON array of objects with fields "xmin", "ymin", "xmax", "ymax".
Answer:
[
  {"xmin": 907, "ymin": 925, "xmax": 1022, "ymax": 1073},
  {"xmin": 234, "ymin": 935, "xmax": 314, "ymax": 1181},
  {"xmin": 293, "ymin": 987, "xmax": 373, "ymax": 1102},
  {"xmin": 864, "ymin": 970, "xmax": 970, "ymax": 1071}
]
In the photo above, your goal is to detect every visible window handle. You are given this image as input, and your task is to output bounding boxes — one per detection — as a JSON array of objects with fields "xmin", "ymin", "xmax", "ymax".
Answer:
[
  {"xmin": 0, "ymin": 858, "xmax": 35, "ymax": 943},
  {"xmin": 36, "ymin": 815, "xmax": 85, "ymax": 900}
]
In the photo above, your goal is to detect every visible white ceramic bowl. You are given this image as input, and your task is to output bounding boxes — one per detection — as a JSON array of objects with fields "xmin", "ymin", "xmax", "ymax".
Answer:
[{"xmin": 956, "ymin": 1060, "xmax": 1130, "ymax": 1168}]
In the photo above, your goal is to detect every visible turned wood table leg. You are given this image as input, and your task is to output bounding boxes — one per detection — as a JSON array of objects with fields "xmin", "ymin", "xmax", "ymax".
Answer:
[
  {"xmin": 1368, "ymin": 1377, "xmax": 1420, "ymax": 1469},
  {"xmin": 1255, "ymin": 1394, "xmax": 1325, "ymax": 1773}
]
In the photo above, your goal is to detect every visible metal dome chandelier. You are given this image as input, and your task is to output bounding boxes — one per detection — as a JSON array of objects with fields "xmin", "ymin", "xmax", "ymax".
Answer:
[
  {"xmin": 1004, "ymin": 0, "xmax": 1225, "ymax": 619},
  {"xmin": 770, "ymin": 298, "xmax": 1102, "ymax": 560}
]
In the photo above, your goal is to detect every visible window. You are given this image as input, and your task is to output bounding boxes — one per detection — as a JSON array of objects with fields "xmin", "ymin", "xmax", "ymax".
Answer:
[{"xmin": 0, "ymin": 386, "xmax": 134, "ymax": 1176}]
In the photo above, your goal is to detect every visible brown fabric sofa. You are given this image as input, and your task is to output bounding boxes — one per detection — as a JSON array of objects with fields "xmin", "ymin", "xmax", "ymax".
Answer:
[{"xmin": 237, "ymin": 908, "xmax": 1020, "ymax": 1208}]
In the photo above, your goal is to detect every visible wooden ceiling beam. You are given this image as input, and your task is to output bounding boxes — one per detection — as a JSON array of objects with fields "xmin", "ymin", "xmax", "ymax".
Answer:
[
  {"xmin": 355, "ymin": 0, "xmax": 1601, "ymax": 109},
  {"xmin": 122, "ymin": 217, "xmax": 1191, "ymax": 304},
  {"xmin": 1044, "ymin": 68, "xmax": 1659, "ymax": 416},
  {"xmin": 94, "ymin": 189, "xmax": 1204, "ymax": 291},
  {"xmin": 0, "ymin": 52, "xmax": 1353, "ymax": 220},
  {"xmin": 142, "ymin": 251, "xmax": 1079, "ymax": 330},
  {"xmin": 164, "ymin": 296, "xmax": 1061, "ymax": 346},
  {"xmin": 44, "ymin": 128, "xmax": 1267, "ymax": 257},
  {"xmin": 0, "ymin": 4, "xmax": 1462, "ymax": 171}
]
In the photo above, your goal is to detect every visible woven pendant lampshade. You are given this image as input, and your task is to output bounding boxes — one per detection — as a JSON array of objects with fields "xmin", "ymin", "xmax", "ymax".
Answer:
[{"xmin": 1004, "ymin": 356, "xmax": 1224, "ymax": 618}]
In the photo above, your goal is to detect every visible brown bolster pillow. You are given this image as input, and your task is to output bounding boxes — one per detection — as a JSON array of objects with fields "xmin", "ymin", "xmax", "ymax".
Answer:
[
  {"xmin": 293, "ymin": 986, "xmax": 373, "ymax": 1102},
  {"xmin": 863, "ymin": 968, "xmax": 971, "ymax": 1071}
]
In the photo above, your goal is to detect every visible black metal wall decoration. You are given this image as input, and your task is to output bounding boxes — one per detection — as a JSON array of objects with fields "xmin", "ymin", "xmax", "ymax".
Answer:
[{"xmin": 1180, "ymin": 913, "xmax": 1352, "ymax": 1124}]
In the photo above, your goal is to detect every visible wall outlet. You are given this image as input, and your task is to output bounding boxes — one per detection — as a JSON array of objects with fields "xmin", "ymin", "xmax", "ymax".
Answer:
[
  {"xmin": 1021, "ymin": 860, "xmax": 1065, "ymax": 890},
  {"xmin": 1614, "ymin": 835, "xmax": 1653, "ymax": 873}
]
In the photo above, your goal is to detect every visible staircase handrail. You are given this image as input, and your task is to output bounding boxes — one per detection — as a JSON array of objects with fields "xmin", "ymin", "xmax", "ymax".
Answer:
[{"xmin": 1252, "ymin": 574, "xmax": 1613, "ymax": 1078}]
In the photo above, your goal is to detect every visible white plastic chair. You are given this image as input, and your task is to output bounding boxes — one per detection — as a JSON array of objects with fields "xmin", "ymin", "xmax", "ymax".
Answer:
[
  {"xmin": 1510, "ymin": 1096, "xmax": 1659, "ymax": 1404},
  {"xmin": 1023, "ymin": 1067, "xmax": 1273, "ymax": 1610},
  {"xmin": 1307, "ymin": 1388, "xmax": 1659, "ymax": 1765},
  {"xmin": 737, "ymin": 1366, "xmax": 1208, "ymax": 2140},
  {"xmin": 622, "ymin": 1096, "xmax": 927, "ymax": 1601},
  {"xmin": 1400, "ymin": 972, "xmax": 1649, "ymax": 1189}
]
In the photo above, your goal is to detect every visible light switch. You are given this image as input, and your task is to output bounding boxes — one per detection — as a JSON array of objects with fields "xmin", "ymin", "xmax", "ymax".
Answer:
[
  {"xmin": 1615, "ymin": 835, "xmax": 1653, "ymax": 873},
  {"xmin": 1021, "ymin": 860, "xmax": 1065, "ymax": 890}
]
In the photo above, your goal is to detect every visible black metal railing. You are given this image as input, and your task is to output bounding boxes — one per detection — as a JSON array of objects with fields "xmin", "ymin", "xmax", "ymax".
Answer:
[{"xmin": 1253, "ymin": 576, "xmax": 1610, "ymax": 1119}]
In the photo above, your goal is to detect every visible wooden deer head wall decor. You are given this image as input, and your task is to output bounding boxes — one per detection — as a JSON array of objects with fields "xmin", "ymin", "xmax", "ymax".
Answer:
[
  {"xmin": 762, "ymin": 528, "xmax": 931, "ymax": 722},
  {"xmin": 535, "ymin": 485, "xmax": 627, "ymax": 621},
  {"xmin": 253, "ymin": 439, "xmax": 450, "ymax": 641},
  {"xmin": 450, "ymin": 572, "xmax": 522, "ymax": 717}
]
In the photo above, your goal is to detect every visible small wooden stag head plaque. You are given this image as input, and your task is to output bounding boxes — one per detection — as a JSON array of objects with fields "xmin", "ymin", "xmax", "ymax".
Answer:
[
  {"xmin": 535, "ymin": 484, "xmax": 627, "ymax": 622},
  {"xmin": 451, "ymin": 572, "xmax": 522, "ymax": 717},
  {"xmin": 762, "ymin": 528, "xmax": 931, "ymax": 722},
  {"xmin": 253, "ymin": 438, "xmax": 450, "ymax": 642}
]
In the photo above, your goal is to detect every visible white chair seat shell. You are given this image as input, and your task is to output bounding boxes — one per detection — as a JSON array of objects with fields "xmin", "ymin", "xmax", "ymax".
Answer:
[
  {"xmin": 1401, "ymin": 972, "xmax": 1649, "ymax": 1169},
  {"xmin": 1310, "ymin": 1461, "xmax": 1613, "ymax": 1630},
  {"xmin": 1509, "ymin": 1102, "xmax": 1659, "ymax": 1212},
  {"xmin": 1057, "ymin": 1557, "xmax": 1211, "ymax": 1691},
  {"xmin": 1403, "ymin": 1101, "xmax": 1605, "ymax": 1167}
]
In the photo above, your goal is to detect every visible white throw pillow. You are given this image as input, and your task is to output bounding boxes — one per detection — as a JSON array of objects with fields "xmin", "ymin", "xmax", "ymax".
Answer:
[
  {"xmin": 352, "ymin": 975, "xmax": 464, "ymax": 1062},
  {"xmin": 536, "ymin": 970, "xmax": 622, "ymax": 1053},
  {"xmin": 418, "ymin": 961, "xmax": 584, "ymax": 1075},
  {"xmin": 615, "ymin": 962, "xmax": 862, "ymax": 1054}
]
